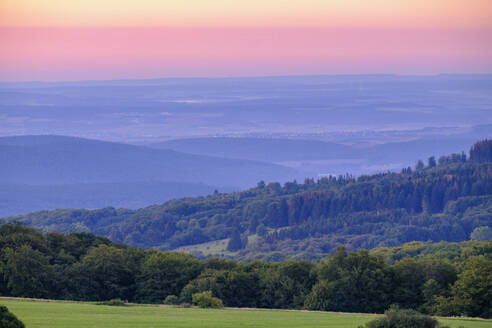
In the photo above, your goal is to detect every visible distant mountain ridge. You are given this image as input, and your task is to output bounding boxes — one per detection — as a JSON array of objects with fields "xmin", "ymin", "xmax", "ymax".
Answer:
[
  {"xmin": 148, "ymin": 137, "xmax": 356, "ymax": 162},
  {"xmin": 148, "ymin": 135, "xmax": 482, "ymax": 176},
  {"xmin": 0, "ymin": 135, "xmax": 296, "ymax": 187},
  {"xmin": 0, "ymin": 135, "xmax": 296, "ymax": 216}
]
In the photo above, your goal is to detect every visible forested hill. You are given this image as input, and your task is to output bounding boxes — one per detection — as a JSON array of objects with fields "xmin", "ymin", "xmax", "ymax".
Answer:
[{"xmin": 6, "ymin": 140, "xmax": 492, "ymax": 260}]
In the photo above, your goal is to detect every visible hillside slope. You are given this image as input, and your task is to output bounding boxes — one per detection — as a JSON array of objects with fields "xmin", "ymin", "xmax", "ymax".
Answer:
[
  {"xmin": 0, "ymin": 135, "xmax": 298, "ymax": 216},
  {"xmin": 7, "ymin": 143, "xmax": 492, "ymax": 260},
  {"xmin": 0, "ymin": 181, "xmax": 222, "ymax": 217},
  {"xmin": 149, "ymin": 136, "xmax": 478, "ymax": 176},
  {"xmin": 149, "ymin": 137, "xmax": 356, "ymax": 162},
  {"xmin": 0, "ymin": 135, "xmax": 296, "ymax": 187}
]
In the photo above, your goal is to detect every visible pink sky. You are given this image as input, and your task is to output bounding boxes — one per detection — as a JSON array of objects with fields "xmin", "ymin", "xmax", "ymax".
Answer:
[{"xmin": 1, "ymin": 1, "xmax": 491, "ymax": 81}]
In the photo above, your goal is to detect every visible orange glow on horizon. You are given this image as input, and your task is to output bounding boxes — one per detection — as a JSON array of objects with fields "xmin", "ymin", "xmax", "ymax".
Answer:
[{"xmin": 1, "ymin": 0, "xmax": 491, "ymax": 29}]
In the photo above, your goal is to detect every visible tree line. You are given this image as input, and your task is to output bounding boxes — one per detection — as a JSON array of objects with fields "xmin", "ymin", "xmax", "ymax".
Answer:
[{"xmin": 0, "ymin": 222, "xmax": 490, "ymax": 318}]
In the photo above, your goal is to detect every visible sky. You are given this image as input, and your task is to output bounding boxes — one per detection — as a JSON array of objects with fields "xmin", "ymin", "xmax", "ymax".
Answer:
[{"xmin": 1, "ymin": 0, "xmax": 492, "ymax": 81}]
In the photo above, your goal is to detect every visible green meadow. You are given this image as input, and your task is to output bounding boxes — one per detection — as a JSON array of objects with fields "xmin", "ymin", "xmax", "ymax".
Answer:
[{"xmin": 2, "ymin": 298, "xmax": 491, "ymax": 328}]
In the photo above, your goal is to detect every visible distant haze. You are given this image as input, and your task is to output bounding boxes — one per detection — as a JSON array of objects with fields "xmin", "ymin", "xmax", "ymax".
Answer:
[
  {"xmin": 1, "ymin": 75, "xmax": 491, "ymax": 143},
  {"xmin": 1, "ymin": 75, "xmax": 491, "ymax": 216}
]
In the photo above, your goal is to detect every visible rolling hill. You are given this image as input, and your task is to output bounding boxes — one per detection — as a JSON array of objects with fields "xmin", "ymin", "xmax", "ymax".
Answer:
[
  {"xmin": 148, "ymin": 137, "xmax": 356, "ymax": 162},
  {"xmin": 148, "ymin": 136, "xmax": 481, "ymax": 176},
  {"xmin": 0, "ymin": 135, "xmax": 296, "ymax": 187},
  {"xmin": 0, "ymin": 135, "xmax": 297, "ymax": 216}
]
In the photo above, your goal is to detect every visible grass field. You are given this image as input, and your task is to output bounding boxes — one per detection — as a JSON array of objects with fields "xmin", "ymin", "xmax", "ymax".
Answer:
[
  {"xmin": 173, "ymin": 235, "xmax": 260, "ymax": 257},
  {"xmin": 1, "ymin": 298, "xmax": 491, "ymax": 328},
  {"xmin": 173, "ymin": 238, "xmax": 232, "ymax": 256}
]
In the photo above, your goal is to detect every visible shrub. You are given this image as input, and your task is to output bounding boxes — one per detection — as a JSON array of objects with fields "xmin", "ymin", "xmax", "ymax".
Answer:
[
  {"xmin": 96, "ymin": 298, "xmax": 126, "ymax": 306},
  {"xmin": 192, "ymin": 291, "xmax": 224, "ymax": 309},
  {"xmin": 163, "ymin": 295, "xmax": 180, "ymax": 305},
  {"xmin": 0, "ymin": 305, "xmax": 25, "ymax": 328},
  {"xmin": 359, "ymin": 307, "xmax": 455, "ymax": 328}
]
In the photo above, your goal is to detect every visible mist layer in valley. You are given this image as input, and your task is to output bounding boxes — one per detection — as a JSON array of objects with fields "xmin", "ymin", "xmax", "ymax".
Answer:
[
  {"xmin": 1, "ymin": 75, "xmax": 491, "ymax": 216},
  {"xmin": 2, "ymin": 75, "xmax": 491, "ymax": 142}
]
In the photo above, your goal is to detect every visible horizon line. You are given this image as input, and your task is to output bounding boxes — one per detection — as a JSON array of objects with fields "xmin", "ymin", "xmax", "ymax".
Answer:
[{"xmin": 2, "ymin": 73, "xmax": 492, "ymax": 84}]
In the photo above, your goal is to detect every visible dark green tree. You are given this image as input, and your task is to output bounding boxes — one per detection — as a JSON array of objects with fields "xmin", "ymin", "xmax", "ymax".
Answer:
[
  {"xmin": 0, "ymin": 305, "xmax": 25, "ymax": 328},
  {"xmin": 470, "ymin": 139, "xmax": 492, "ymax": 163},
  {"xmin": 415, "ymin": 160, "xmax": 425, "ymax": 170},
  {"xmin": 307, "ymin": 249, "xmax": 392, "ymax": 313},
  {"xmin": 392, "ymin": 258, "xmax": 427, "ymax": 309},
  {"xmin": 68, "ymin": 245, "xmax": 137, "ymax": 301},
  {"xmin": 428, "ymin": 156, "xmax": 437, "ymax": 168},
  {"xmin": 137, "ymin": 251, "xmax": 201, "ymax": 303},
  {"xmin": 227, "ymin": 229, "xmax": 243, "ymax": 252},
  {"xmin": 435, "ymin": 256, "xmax": 492, "ymax": 318},
  {"xmin": 1, "ymin": 245, "xmax": 53, "ymax": 298}
]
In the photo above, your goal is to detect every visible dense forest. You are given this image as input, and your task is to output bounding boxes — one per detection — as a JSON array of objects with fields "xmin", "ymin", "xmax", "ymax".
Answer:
[
  {"xmin": 0, "ymin": 222, "xmax": 490, "ymax": 318},
  {"xmin": 7, "ymin": 140, "xmax": 492, "ymax": 260}
]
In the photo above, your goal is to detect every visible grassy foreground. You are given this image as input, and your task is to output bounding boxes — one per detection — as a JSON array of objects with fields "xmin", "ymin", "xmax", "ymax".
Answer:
[{"xmin": 1, "ymin": 298, "xmax": 491, "ymax": 328}]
